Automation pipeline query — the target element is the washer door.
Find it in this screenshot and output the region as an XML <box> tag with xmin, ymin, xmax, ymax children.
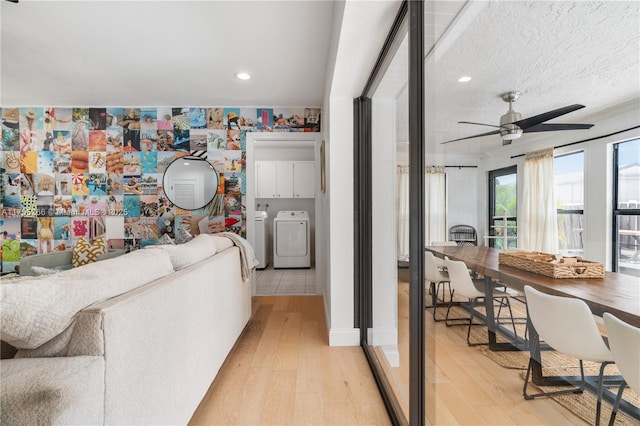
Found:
<box><xmin>275</xmin><ymin>220</ymin><xmax>308</xmax><ymax>257</ymax></box>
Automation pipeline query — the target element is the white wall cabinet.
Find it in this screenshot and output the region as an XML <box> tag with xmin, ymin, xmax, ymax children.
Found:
<box><xmin>255</xmin><ymin>161</ymin><xmax>315</xmax><ymax>198</ymax></box>
<box><xmin>255</xmin><ymin>161</ymin><xmax>278</xmax><ymax>198</ymax></box>
<box><xmin>292</xmin><ymin>162</ymin><xmax>315</xmax><ymax>198</ymax></box>
<box><xmin>276</xmin><ymin>162</ymin><xmax>295</xmax><ymax>198</ymax></box>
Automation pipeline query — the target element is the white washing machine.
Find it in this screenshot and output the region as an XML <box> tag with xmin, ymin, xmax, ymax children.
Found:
<box><xmin>254</xmin><ymin>211</ymin><xmax>268</xmax><ymax>269</ymax></box>
<box><xmin>273</xmin><ymin>211</ymin><xmax>310</xmax><ymax>269</ymax></box>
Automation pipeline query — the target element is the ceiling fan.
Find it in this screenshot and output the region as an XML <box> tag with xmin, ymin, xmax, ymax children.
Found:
<box><xmin>442</xmin><ymin>90</ymin><xmax>594</xmax><ymax>146</ymax></box>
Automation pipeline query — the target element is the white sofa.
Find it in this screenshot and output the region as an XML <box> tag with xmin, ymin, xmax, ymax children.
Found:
<box><xmin>0</xmin><ymin>234</ymin><xmax>253</xmax><ymax>425</ymax></box>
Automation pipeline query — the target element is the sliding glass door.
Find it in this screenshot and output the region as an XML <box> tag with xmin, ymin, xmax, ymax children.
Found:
<box><xmin>355</xmin><ymin>1</ymin><xmax>427</xmax><ymax>424</ymax></box>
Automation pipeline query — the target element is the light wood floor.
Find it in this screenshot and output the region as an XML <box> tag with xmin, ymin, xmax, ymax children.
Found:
<box><xmin>189</xmin><ymin>296</ymin><xmax>390</xmax><ymax>425</ymax></box>
<box><xmin>389</xmin><ymin>279</ymin><xmax>586</xmax><ymax>425</ymax></box>
<box><xmin>190</xmin><ymin>292</ymin><xmax>585</xmax><ymax>425</ymax></box>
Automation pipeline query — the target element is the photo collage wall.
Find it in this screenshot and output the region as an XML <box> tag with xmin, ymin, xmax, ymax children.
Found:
<box><xmin>0</xmin><ymin>106</ymin><xmax>321</xmax><ymax>273</ymax></box>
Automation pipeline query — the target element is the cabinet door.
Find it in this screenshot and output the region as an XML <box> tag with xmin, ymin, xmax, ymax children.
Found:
<box><xmin>293</xmin><ymin>161</ymin><xmax>315</xmax><ymax>198</ymax></box>
<box><xmin>255</xmin><ymin>161</ymin><xmax>277</xmax><ymax>198</ymax></box>
<box><xmin>276</xmin><ymin>161</ymin><xmax>294</xmax><ymax>198</ymax></box>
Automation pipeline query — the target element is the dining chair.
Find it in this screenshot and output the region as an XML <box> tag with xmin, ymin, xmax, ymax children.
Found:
<box><xmin>523</xmin><ymin>285</ymin><xmax>615</xmax><ymax>426</ymax></box>
<box><xmin>428</xmin><ymin>241</ymin><xmax>458</xmax><ymax>268</ymax></box>
<box><xmin>449</xmin><ymin>225</ymin><xmax>477</xmax><ymax>246</ymax></box>
<box><xmin>443</xmin><ymin>257</ymin><xmax>517</xmax><ymax>346</ymax></box>
<box><xmin>603</xmin><ymin>313</ymin><xmax>640</xmax><ymax>426</ymax></box>
<box><xmin>424</xmin><ymin>251</ymin><xmax>451</xmax><ymax>321</ymax></box>
<box><xmin>496</xmin><ymin>285</ymin><xmax>529</xmax><ymax>342</ymax></box>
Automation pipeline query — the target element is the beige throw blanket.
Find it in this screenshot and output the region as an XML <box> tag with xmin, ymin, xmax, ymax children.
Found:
<box><xmin>218</xmin><ymin>232</ymin><xmax>259</xmax><ymax>281</ymax></box>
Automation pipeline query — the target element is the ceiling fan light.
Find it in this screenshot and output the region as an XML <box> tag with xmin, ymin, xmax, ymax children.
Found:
<box><xmin>499</xmin><ymin>119</ymin><xmax>523</xmax><ymax>141</ymax></box>
<box><xmin>502</xmin><ymin>132</ymin><xmax>521</xmax><ymax>140</ymax></box>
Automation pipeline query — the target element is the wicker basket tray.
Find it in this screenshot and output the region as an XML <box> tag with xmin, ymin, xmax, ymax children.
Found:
<box><xmin>498</xmin><ymin>251</ymin><xmax>605</xmax><ymax>279</ymax></box>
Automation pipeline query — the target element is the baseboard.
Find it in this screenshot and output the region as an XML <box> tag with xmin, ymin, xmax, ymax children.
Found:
<box><xmin>328</xmin><ymin>328</ymin><xmax>360</xmax><ymax>346</ymax></box>
<box><xmin>367</xmin><ymin>327</ymin><xmax>397</xmax><ymax>347</ymax></box>
<box><xmin>380</xmin><ymin>345</ymin><xmax>400</xmax><ymax>367</ymax></box>
<box><xmin>322</xmin><ymin>291</ymin><xmax>360</xmax><ymax>346</ymax></box>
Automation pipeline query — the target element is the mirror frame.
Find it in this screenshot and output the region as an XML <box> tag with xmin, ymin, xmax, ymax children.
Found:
<box><xmin>162</xmin><ymin>155</ymin><xmax>219</xmax><ymax>211</ymax></box>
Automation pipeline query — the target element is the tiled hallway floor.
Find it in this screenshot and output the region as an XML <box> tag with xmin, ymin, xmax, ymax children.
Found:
<box><xmin>254</xmin><ymin>264</ymin><xmax>317</xmax><ymax>295</ymax></box>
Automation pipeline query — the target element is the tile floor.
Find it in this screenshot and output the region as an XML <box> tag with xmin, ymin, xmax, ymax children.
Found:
<box><xmin>254</xmin><ymin>264</ymin><xmax>317</xmax><ymax>295</ymax></box>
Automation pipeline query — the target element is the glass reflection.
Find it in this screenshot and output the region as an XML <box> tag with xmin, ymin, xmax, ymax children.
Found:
<box><xmin>369</xmin><ymin>31</ymin><xmax>410</xmax><ymax>422</ymax></box>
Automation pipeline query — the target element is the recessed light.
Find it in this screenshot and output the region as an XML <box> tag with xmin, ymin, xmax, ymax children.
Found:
<box><xmin>458</xmin><ymin>76</ymin><xmax>472</xmax><ymax>83</ymax></box>
<box><xmin>236</xmin><ymin>72</ymin><xmax>251</xmax><ymax>80</ymax></box>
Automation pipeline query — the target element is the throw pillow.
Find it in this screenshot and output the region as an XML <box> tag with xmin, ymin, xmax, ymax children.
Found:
<box><xmin>159</xmin><ymin>234</ymin><xmax>217</xmax><ymax>270</ymax></box>
<box><xmin>72</xmin><ymin>236</ymin><xmax>107</xmax><ymax>268</ymax></box>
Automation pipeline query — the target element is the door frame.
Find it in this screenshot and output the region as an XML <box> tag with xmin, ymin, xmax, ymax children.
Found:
<box><xmin>246</xmin><ymin>132</ymin><xmax>322</xmax><ymax>293</ymax></box>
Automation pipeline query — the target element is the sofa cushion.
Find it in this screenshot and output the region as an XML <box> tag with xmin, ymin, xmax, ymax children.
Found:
<box><xmin>1</xmin><ymin>249</ymin><xmax>173</xmax><ymax>350</ymax></box>
<box><xmin>72</xmin><ymin>236</ymin><xmax>107</xmax><ymax>268</ymax></box>
<box><xmin>157</xmin><ymin>234</ymin><xmax>217</xmax><ymax>270</ymax></box>
<box><xmin>30</xmin><ymin>266</ymin><xmax>61</xmax><ymax>276</ymax></box>
<box><xmin>1</xmin><ymin>356</ymin><xmax>105</xmax><ymax>425</ymax></box>
<box><xmin>209</xmin><ymin>235</ymin><xmax>234</xmax><ymax>252</ymax></box>
<box><xmin>0</xmin><ymin>273</ymin><xmax>52</xmax><ymax>284</ymax></box>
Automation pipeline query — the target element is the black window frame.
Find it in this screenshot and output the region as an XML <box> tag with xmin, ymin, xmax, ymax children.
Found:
<box><xmin>612</xmin><ymin>139</ymin><xmax>640</xmax><ymax>274</ymax></box>
<box><xmin>554</xmin><ymin>151</ymin><xmax>585</xmax><ymax>255</ymax></box>
<box><xmin>488</xmin><ymin>165</ymin><xmax>517</xmax><ymax>249</ymax></box>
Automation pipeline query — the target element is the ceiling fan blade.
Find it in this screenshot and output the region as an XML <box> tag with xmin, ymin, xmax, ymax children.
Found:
<box><xmin>524</xmin><ymin>123</ymin><xmax>594</xmax><ymax>133</ymax></box>
<box><xmin>511</xmin><ymin>104</ymin><xmax>586</xmax><ymax>130</ymax></box>
<box><xmin>458</xmin><ymin>121</ymin><xmax>503</xmax><ymax>129</ymax></box>
<box><xmin>441</xmin><ymin>130</ymin><xmax>501</xmax><ymax>144</ymax></box>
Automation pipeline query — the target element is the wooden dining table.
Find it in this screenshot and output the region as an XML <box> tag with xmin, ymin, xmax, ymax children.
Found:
<box><xmin>426</xmin><ymin>245</ymin><xmax>640</xmax><ymax>327</ymax></box>
<box><xmin>426</xmin><ymin>245</ymin><xmax>640</xmax><ymax>419</ymax></box>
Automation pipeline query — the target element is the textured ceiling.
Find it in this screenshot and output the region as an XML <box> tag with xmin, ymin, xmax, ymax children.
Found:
<box><xmin>392</xmin><ymin>0</ymin><xmax>640</xmax><ymax>156</ymax></box>
<box><xmin>0</xmin><ymin>0</ymin><xmax>334</xmax><ymax>107</ymax></box>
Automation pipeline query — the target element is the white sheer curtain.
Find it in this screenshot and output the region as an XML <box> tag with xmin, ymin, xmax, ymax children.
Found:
<box><xmin>396</xmin><ymin>165</ymin><xmax>410</xmax><ymax>261</ymax></box>
<box><xmin>425</xmin><ymin>166</ymin><xmax>447</xmax><ymax>245</ymax></box>
<box><xmin>521</xmin><ymin>147</ymin><xmax>559</xmax><ymax>253</ymax></box>
<box><xmin>396</xmin><ymin>165</ymin><xmax>446</xmax><ymax>261</ymax></box>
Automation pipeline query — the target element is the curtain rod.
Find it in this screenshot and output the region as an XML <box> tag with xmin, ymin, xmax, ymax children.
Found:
<box><xmin>510</xmin><ymin>125</ymin><xmax>640</xmax><ymax>159</ymax></box>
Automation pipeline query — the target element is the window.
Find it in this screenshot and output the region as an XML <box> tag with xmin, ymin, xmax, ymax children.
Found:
<box><xmin>488</xmin><ymin>166</ymin><xmax>517</xmax><ymax>249</ymax></box>
<box><xmin>554</xmin><ymin>151</ymin><xmax>584</xmax><ymax>256</ymax></box>
<box><xmin>613</xmin><ymin>139</ymin><xmax>640</xmax><ymax>276</ymax></box>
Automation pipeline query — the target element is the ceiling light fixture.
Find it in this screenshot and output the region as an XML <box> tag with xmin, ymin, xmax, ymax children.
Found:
<box><xmin>236</xmin><ymin>72</ymin><xmax>251</xmax><ymax>80</ymax></box>
<box><xmin>458</xmin><ymin>76</ymin><xmax>472</xmax><ymax>83</ymax></box>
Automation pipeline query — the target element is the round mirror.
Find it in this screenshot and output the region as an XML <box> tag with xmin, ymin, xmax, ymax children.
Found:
<box><xmin>162</xmin><ymin>155</ymin><xmax>219</xmax><ymax>210</ymax></box>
